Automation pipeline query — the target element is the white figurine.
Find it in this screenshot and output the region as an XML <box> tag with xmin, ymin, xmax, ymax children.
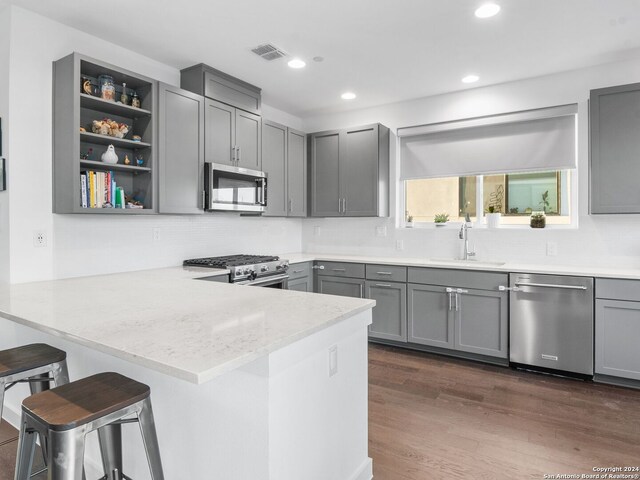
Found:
<box><xmin>101</xmin><ymin>145</ymin><xmax>118</xmax><ymax>164</ymax></box>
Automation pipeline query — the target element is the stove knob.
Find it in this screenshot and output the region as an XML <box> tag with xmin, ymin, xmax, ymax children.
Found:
<box><xmin>261</xmin><ymin>265</ymin><xmax>269</xmax><ymax>272</ymax></box>
<box><xmin>277</xmin><ymin>263</ymin><xmax>289</xmax><ymax>271</ymax></box>
<box><xmin>244</xmin><ymin>268</ymin><xmax>252</xmax><ymax>275</ymax></box>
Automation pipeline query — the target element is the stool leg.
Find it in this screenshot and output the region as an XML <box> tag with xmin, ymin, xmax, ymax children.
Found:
<box><xmin>0</xmin><ymin>380</ymin><xmax>5</xmax><ymax>425</ymax></box>
<box><xmin>14</xmin><ymin>418</ymin><xmax>36</xmax><ymax>480</ymax></box>
<box><xmin>48</xmin><ymin>429</ymin><xmax>85</xmax><ymax>480</ymax></box>
<box><xmin>98</xmin><ymin>424</ymin><xmax>123</xmax><ymax>480</ymax></box>
<box><xmin>137</xmin><ymin>399</ymin><xmax>164</xmax><ymax>480</ymax></box>
<box><xmin>52</xmin><ymin>360</ymin><xmax>70</xmax><ymax>386</ymax></box>
<box><xmin>28</xmin><ymin>373</ymin><xmax>50</xmax><ymax>394</ymax></box>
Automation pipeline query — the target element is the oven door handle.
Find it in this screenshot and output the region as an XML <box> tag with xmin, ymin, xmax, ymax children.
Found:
<box><xmin>238</xmin><ymin>274</ymin><xmax>289</xmax><ymax>286</ymax></box>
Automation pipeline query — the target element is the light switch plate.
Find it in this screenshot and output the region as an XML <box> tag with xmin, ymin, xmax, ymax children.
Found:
<box><xmin>546</xmin><ymin>242</ymin><xmax>558</xmax><ymax>256</ymax></box>
<box><xmin>375</xmin><ymin>225</ymin><xmax>387</xmax><ymax>237</ymax></box>
<box><xmin>396</xmin><ymin>240</ymin><xmax>404</xmax><ymax>251</ymax></box>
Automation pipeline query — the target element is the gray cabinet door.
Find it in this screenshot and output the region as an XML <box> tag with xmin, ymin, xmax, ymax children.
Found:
<box><xmin>455</xmin><ymin>289</ymin><xmax>508</xmax><ymax>358</ymax></box>
<box><xmin>366</xmin><ymin>281</ymin><xmax>407</xmax><ymax>342</ymax></box>
<box><xmin>287</xmin><ymin>128</ymin><xmax>307</xmax><ymax>217</ymax></box>
<box><xmin>317</xmin><ymin>276</ymin><xmax>364</xmax><ymax>298</ymax></box>
<box><xmin>590</xmin><ymin>83</ymin><xmax>640</xmax><ymax>213</ymax></box>
<box><xmin>341</xmin><ymin>125</ymin><xmax>379</xmax><ymax>216</ymax></box>
<box><xmin>595</xmin><ymin>299</ymin><xmax>640</xmax><ymax>380</ymax></box>
<box><xmin>310</xmin><ymin>130</ymin><xmax>341</xmax><ymax>217</ymax></box>
<box><xmin>407</xmin><ymin>284</ymin><xmax>454</xmax><ymax>349</ymax></box>
<box><xmin>235</xmin><ymin>109</ymin><xmax>262</xmax><ymax>170</ymax></box>
<box><xmin>158</xmin><ymin>83</ymin><xmax>204</xmax><ymax>214</ymax></box>
<box><xmin>288</xmin><ymin>276</ymin><xmax>313</xmax><ymax>292</ymax></box>
<box><xmin>262</xmin><ymin>120</ymin><xmax>288</xmax><ymax>216</ymax></box>
<box><xmin>205</xmin><ymin>99</ymin><xmax>235</xmax><ymax>167</ymax></box>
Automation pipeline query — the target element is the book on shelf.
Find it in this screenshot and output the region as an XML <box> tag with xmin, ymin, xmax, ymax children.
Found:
<box><xmin>80</xmin><ymin>169</ymin><xmax>126</xmax><ymax>209</ymax></box>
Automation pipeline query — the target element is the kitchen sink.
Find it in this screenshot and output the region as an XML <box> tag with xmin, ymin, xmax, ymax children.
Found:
<box><xmin>428</xmin><ymin>258</ymin><xmax>506</xmax><ymax>267</ymax></box>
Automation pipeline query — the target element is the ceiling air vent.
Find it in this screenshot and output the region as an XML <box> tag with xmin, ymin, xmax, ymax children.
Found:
<box><xmin>251</xmin><ymin>43</ymin><xmax>288</xmax><ymax>61</ymax></box>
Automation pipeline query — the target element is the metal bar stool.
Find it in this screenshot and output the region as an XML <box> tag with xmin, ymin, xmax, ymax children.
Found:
<box><xmin>15</xmin><ymin>372</ymin><xmax>165</xmax><ymax>480</ymax></box>
<box><xmin>0</xmin><ymin>343</ymin><xmax>70</xmax><ymax>424</ymax></box>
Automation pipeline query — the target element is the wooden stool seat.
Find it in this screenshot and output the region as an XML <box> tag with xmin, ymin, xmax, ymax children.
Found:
<box><xmin>22</xmin><ymin>372</ymin><xmax>150</xmax><ymax>432</ymax></box>
<box><xmin>0</xmin><ymin>344</ymin><xmax>66</xmax><ymax>377</ymax></box>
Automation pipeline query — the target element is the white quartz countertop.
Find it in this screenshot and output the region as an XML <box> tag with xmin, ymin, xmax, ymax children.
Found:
<box><xmin>0</xmin><ymin>266</ymin><xmax>374</xmax><ymax>384</ymax></box>
<box><xmin>285</xmin><ymin>253</ymin><xmax>640</xmax><ymax>280</ymax></box>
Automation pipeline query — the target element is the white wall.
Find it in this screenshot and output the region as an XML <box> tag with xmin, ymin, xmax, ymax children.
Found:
<box><xmin>301</xmin><ymin>58</ymin><xmax>640</xmax><ymax>268</ymax></box>
<box><xmin>5</xmin><ymin>7</ymin><xmax>303</xmax><ymax>283</ymax></box>
<box><xmin>0</xmin><ymin>7</ymin><xmax>10</xmax><ymax>283</ymax></box>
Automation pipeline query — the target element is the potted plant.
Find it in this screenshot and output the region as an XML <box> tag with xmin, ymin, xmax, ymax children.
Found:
<box><xmin>406</xmin><ymin>214</ymin><xmax>414</xmax><ymax>228</ymax></box>
<box><xmin>530</xmin><ymin>191</ymin><xmax>549</xmax><ymax>228</ymax></box>
<box><xmin>486</xmin><ymin>205</ymin><xmax>501</xmax><ymax>229</ymax></box>
<box><xmin>434</xmin><ymin>213</ymin><xmax>449</xmax><ymax>227</ymax></box>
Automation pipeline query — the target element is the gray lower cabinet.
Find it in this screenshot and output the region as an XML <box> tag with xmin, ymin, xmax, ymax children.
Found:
<box><xmin>590</xmin><ymin>82</ymin><xmax>640</xmax><ymax>213</ymax></box>
<box><xmin>408</xmin><ymin>284</ymin><xmax>454</xmax><ymax>349</ymax></box>
<box><xmin>317</xmin><ymin>276</ymin><xmax>365</xmax><ymax>298</ymax></box>
<box><xmin>366</xmin><ymin>281</ymin><xmax>407</xmax><ymax>342</ymax></box>
<box><xmin>309</xmin><ymin>123</ymin><xmax>389</xmax><ymax>217</ymax></box>
<box><xmin>595</xmin><ymin>278</ymin><xmax>640</xmax><ymax>381</ymax></box>
<box><xmin>407</xmin><ymin>268</ymin><xmax>508</xmax><ymax>359</ymax></box>
<box><xmin>287</xmin><ymin>262</ymin><xmax>313</xmax><ymax>293</ymax></box>
<box><xmin>262</xmin><ymin>120</ymin><xmax>307</xmax><ymax>217</ymax></box>
<box><xmin>204</xmin><ymin>99</ymin><xmax>261</xmax><ymax>169</ymax></box>
<box><xmin>158</xmin><ymin>83</ymin><xmax>204</xmax><ymax>214</ymax></box>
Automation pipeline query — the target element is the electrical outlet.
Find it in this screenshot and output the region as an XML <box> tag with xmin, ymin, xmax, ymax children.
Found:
<box><xmin>546</xmin><ymin>241</ymin><xmax>558</xmax><ymax>256</ymax></box>
<box><xmin>33</xmin><ymin>231</ymin><xmax>47</xmax><ymax>248</ymax></box>
<box><xmin>396</xmin><ymin>240</ymin><xmax>404</xmax><ymax>251</ymax></box>
<box><xmin>152</xmin><ymin>227</ymin><xmax>161</xmax><ymax>243</ymax></box>
<box><xmin>328</xmin><ymin>345</ymin><xmax>338</xmax><ymax>377</ymax></box>
<box><xmin>375</xmin><ymin>225</ymin><xmax>387</xmax><ymax>237</ymax></box>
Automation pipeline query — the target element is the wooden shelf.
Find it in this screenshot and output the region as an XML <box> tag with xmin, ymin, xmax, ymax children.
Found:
<box><xmin>80</xmin><ymin>131</ymin><xmax>151</xmax><ymax>148</ymax></box>
<box><xmin>80</xmin><ymin>93</ymin><xmax>152</xmax><ymax>117</ymax></box>
<box><xmin>80</xmin><ymin>160</ymin><xmax>151</xmax><ymax>174</ymax></box>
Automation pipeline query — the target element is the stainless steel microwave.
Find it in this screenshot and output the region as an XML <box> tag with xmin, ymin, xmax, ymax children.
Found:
<box><xmin>204</xmin><ymin>162</ymin><xmax>267</xmax><ymax>213</ymax></box>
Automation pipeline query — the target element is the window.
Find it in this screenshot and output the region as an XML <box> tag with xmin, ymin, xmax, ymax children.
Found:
<box><xmin>405</xmin><ymin>170</ymin><xmax>571</xmax><ymax>225</ymax></box>
<box><xmin>399</xmin><ymin>104</ymin><xmax>577</xmax><ymax>227</ymax></box>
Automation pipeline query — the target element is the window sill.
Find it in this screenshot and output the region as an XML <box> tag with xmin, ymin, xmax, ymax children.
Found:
<box><xmin>403</xmin><ymin>222</ymin><xmax>577</xmax><ymax>230</ymax></box>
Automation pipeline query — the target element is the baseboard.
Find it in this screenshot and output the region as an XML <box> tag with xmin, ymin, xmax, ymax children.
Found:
<box><xmin>2</xmin><ymin>404</ymin><xmax>103</xmax><ymax>478</ymax></box>
<box><xmin>349</xmin><ymin>457</ymin><xmax>373</xmax><ymax>480</ymax></box>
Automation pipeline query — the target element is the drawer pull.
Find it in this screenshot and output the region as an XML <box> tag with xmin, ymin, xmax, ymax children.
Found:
<box><xmin>292</xmin><ymin>269</ymin><xmax>304</xmax><ymax>274</ymax></box>
<box><xmin>376</xmin><ymin>271</ymin><xmax>393</xmax><ymax>275</ymax></box>
<box><xmin>332</xmin><ymin>268</ymin><xmax>346</xmax><ymax>272</ymax></box>
<box><xmin>375</xmin><ymin>283</ymin><xmax>393</xmax><ymax>288</ymax></box>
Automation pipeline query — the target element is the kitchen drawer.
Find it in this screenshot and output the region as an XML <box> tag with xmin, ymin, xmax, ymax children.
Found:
<box><xmin>408</xmin><ymin>267</ymin><xmax>508</xmax><ymax>291</ymax></box>
<box><xmin>315</xmin><ymin>261</ymin><xmax>365</xmax><ymax>278</ymax></box>
<box><xmin>366</xmin><ymin>264</ymin><xmax>407</xmax><ymax>282</ymax></box>
<box><xmin>596</xmin><ymin>278</ymin><xmax>640</xmax><ymax>302</ymax></box>
<box><xmin>288</xmin><ymin>262</ymin><xmax>311</xmax><ymax>280</ymax></box>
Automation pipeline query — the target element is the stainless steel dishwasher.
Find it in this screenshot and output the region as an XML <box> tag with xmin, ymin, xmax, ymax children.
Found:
<box><xmin>506</xmin><ymin>273</ymin><xmax>594</xmax><ymax>376</ymax></box>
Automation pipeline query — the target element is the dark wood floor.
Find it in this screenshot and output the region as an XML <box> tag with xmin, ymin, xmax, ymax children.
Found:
<box><xmin>0</xmin><ymin>420</ymin><xmax>45</xmax><ymax>480</ymax></box>
<box><xmin>1</xmin><ymin>345</ymin><xmax>639</xmax><ymax>479</ymax></box>
<box><xmin>369</xmin><ymin>343</ymin><xmax>640</xmax><ymax>480</ymax></box>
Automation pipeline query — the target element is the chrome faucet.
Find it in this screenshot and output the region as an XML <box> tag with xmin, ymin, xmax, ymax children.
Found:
<box><xmin>459</xmin><ymin>213</ymin><xmax>476</xmax><ymax>260</ymax></box>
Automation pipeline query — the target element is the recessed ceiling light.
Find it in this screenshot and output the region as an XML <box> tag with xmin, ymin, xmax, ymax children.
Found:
<box><xmin>287</xmin><ymin>58</ymin><xmax>306</xmax><ymax>69</ymax></box>
<box><xmin>462</xmin><ymin>74</ymin><xmax>479</xmax><ymax>84</ymax></box>
<box><xmin>475</xmin><ymin>3</ymin><xmax>501</xmax><ymax>18</ymax></box>
<box><xmin>341</xmin><ymin>92</ymin><xmax>357</xmax><ymax>100</ymax></box>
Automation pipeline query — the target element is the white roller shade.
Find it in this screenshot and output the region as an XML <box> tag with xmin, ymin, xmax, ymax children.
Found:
<box><xmin>399</xmin><ymin>105</ymin><xmax>577</xmax><ymax>180</ymax></box>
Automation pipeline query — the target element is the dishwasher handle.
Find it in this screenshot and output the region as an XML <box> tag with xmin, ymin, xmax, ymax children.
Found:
<box><xmin>514</xmin><ymin>282</ymin><xmax>588</xmax><ymax>291</ymax></box>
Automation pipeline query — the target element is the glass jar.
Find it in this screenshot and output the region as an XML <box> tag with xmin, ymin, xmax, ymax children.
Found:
<box><xmin>131</xmin><ymin>91</ymin><xmax>141</xmax><ymax>109</ymax></box>
<box><xmin>120</xmin><ymin>82</ymin><xmax>129</xmax><ymax>105</ymax></box>
<box><xmin>530</xmin><ymin>211</ymin><xmax>546</xmax><ymax>228</ymax></box>
<box><xmin>98</xmin><ymin>75</ymin><xmax>115</xmax><ymax>102</ymax></box>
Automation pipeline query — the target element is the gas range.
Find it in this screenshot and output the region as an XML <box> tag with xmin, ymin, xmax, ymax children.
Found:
<box><xmin>183</xmin><ymin>254</ymin><xmax>290</xmax><ymax>285</ymax></box>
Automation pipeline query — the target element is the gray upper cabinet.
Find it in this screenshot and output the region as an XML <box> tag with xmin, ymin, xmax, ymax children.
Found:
<box><xmin>262</xmin><ymin>121</ymin><xmax>307</xmax><ymax>217</ymax></box>
<box><xmin>205</xmin><ymin>99</ymin><xmax>235</xmax><ymax>167</ymax></box>
<box><xmin>366</xmin><ymin>281</ymin><xmax>407</xmax><ymax>343</ymax></box>
<box><xmin>309</xmin><ymin>123</ymin><xmax>389</xmax><ymax>217</ymax></box>
<box><xmin>158</xmin><ymin>83</ymin><xmax>204</xmax><ymax>214</ymax></box>
<box><xmin>310</xmin><ymin>130</ymin><xmax>342</xmax><ymax>216</ymax></box>
<box><xmin>235</xmin><ymin>109</ymin><xmax>261</xmax><ymax>170</ymax></box>
<box><xmin>181</xmin><ymin>64</ymin><xmax>261</xmax><ymax>116</ymax></box>
<box><xmin>590</xmin><ymin>82</ymin><xmax>640</xmax><ymax>213</ymax></box>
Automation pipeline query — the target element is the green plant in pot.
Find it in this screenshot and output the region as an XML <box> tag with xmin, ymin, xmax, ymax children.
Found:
<box><xmin>434</xmin><ymin>213</ymin><xmax>449</xmax><ymax>226</ymax></box>
<box><xmin>530</xmin><ymin>191</ymin><xmax>549</xmax><ymax>228</ymax></box>
<box><xmin>406</xmin><ymin>214</ymin><xmax>414</xmax><ymax>227</ymax></box>
<box><xmin>486</xmin><ymin>205</ymin><xmax>501</xmax><ymax>228</ymax></box>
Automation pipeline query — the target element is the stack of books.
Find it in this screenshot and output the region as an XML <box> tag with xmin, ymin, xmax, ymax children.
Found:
<box><xmin>80</xmin><ymin>170</ymin><xmax>126</xmax><ymax>208</ymax></box>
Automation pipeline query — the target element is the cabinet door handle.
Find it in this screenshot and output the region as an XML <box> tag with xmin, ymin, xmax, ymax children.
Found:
<box><xmin>455</xmin><ymin>293</ymin><xmax>460</xmax><ymax>311</ymax></box>
<box><xmin>312</xmin><ymin>265</ymin><xmax>325</xmax><ymax>270</ymax></box>
<box><xmin>338</xmin><ymin>198</ymin><xmax>342</xmax><ymax>214</ymax></box>
<box><xmin>344</xmin><ymin>197</ymin><xmax>347</xmax><ymax>214</ymax></box>
<box><xmin>446</xmin><ymin>287</ymin><xmax>454</xmax><ymax>311</ymax></box>
<box><xmin>375</xmin><ymin>283</ymin><xmax>393</xmax><ymax>288</ymax></box>
<box><xmin>289</xmin><ymin>198</ymin><xmax>293</xmax><ymax>213</ymax></box>
<box><xmin>237</xmin><ymin>146</ymin><xmax>241</xmax><ymax>164</ymax></box>
<box><xmin>360</xmin><ymin>283</ymin><xmax>364</xmax><ymax>297</ymax></box>
<box><xmin>231</xmin><ymin>146</ymin><xmax>236</xmax><ymax>164</ymax></box>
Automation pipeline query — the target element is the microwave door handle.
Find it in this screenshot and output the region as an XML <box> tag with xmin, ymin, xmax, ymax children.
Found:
<box><xmin>256</xmin><ymin>178</ymin><xmax>267</xmax><ymax>206</ymax></box>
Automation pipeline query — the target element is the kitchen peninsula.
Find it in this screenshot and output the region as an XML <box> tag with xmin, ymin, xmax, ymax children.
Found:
<box><xmin>0</xmin><ymin>267</ymin><xmax>375</xmax><ymax>480</ymax></box>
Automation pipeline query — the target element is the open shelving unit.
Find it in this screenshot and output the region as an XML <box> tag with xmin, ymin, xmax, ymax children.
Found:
<box><xmin>53</xmin><ymin>52</ymin><xmax>157</xmax><ymax>214</ymax></box>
